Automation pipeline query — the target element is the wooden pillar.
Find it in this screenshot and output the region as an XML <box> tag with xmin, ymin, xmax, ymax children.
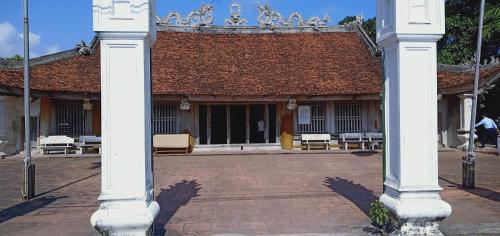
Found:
<box><xmin>92</xmin><ymin>101</ymin><xmax>101</xmax><ymax>136</ymax></box>
<box><xmin>194</xmin><ymin>103</ymin><xmax>200</xmax><ymax>145</ymax></box>
<box><xmin>39</xmin><ymin>97</ymin><xmax>51</xmax><ymax>137</ymax></box>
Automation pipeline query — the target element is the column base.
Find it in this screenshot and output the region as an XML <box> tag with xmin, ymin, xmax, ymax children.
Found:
<box><xmin>380</xmin><ymin>192</ymin><xmax>451</xmax><ymax>236</ymax></box>
<box><xmin>91</xmin><ymin>200</ymin><xmax>160</xmax><ymax>236</ymax></box>
<box><xmin>457</xmin><ymin>130</ymin><xmax>477</xmax><ymax>151</ymax></box>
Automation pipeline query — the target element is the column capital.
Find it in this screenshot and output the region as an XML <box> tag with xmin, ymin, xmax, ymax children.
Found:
<box><xmin>458</xmin><ymin>93</ymin><xmax>474</xmax><ymax>99</ymax></box>
<box><xmin>376</xmin><ymin>0</ymin><xmax>445</xmax><ymax>45</ymax></box>
<box><xmin>93</xmin><ymin>0</ymin><xmax>156</xmax><ymax>41</ymax></box>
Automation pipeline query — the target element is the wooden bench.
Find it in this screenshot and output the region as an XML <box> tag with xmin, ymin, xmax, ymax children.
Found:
<box><xmin>339</xmin><ymin>133</ymin><xmax>367</xmax><ymax>150</ymax></box>
<box><xmin>366</xmin><ymin>132</ymin><xmax>383</xmax><ymax>150</ymax></box>
<box><xmin>40</xmin><ymin>136</ymin><xmax>75</xmax><ymax>155</ymax></box>
<box><xmin>301</xmin><ymin>134</ymin><xmax>330</xmax><ymax>150</ymax></box>
<box><xmin>77</xmin><ymin>136</ymin><xmax>102</xmax><ymax>154</ymax></box>
<box><xmin>153</xmin><ymin>134</ymin><xmax>190</xmax><ymax>154</ymax></box>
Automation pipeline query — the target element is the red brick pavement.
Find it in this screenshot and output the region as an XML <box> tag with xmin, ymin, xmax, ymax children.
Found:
<box><xmin>0</xmin><ymin>151</ymin><xmax>499</xmax><ymax>235</ymax></box>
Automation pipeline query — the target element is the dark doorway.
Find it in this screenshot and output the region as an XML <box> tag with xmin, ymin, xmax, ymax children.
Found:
<box><xmin>230</xmin><ymin>105</ymin><xmax>246</xmax><ymax>144</ymax></box>
<box><xmin>269</xmin><ymin>104</ymin><xmax>277</xmax><ymax>143</ymax></box>
<box><xmin>211</xmin><ymin>105</ymin><xmax>227</xmax><ymax>144</ymax></box>
<box><xmin>198</xmin><ymin>105</ymin><xmax>207</xmax><ymax>144</ymax></box>
<box><xmin>249</xmin><ymin>105</ymin><xmax>265</xmax><ymax>143</ymax></box>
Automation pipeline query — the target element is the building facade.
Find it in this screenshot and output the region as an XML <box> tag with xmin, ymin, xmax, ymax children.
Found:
<box><xmin>0</xmin><ymin>4</ymin><xmax>499</xmax><ymax>155</ymax></box>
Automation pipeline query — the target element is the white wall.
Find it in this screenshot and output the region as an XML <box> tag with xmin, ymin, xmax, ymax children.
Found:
<box><xmin>0</xmin><ymin>96</ymin><xmax>21</xmax><ymax>156</ymax></box>
<box><xmin>0</xmin><ymin>96</ymin><xmax>42</xmax><ymax>156</ymax></box>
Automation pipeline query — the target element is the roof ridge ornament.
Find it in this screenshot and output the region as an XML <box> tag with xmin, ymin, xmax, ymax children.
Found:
<box><xmin>224</xmin><ymin>1</ymin><xmax>247</xmax><ymax>26</ymax></box>
<box><xmin>76</xmin><ymin>40</ymin><xmax>91</xmax><ymax>55</ymax></box>
<box><xmin>157</xmin><ymin>4</ymin><xmax>214</xmax><ymax>27</ymax></box>
<box><xmin>356</xmin><ymin>13</ymin><xmax>364</xmax><ymax>25</ymax></box>
<box><xmin>257</xmin><ymin>4</ymin><xmax>329</xmax><ymax>29</ymax></box>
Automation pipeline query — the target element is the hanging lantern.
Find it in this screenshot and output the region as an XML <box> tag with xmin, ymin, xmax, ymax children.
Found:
<box><xmin>180</xmin><ymin>97</ymin><xmax>191</xmax><ymax>111</ymax></box>
<box><xmin>83</xmin><ymin>97</ymin><xmax>93</xmax><ymax>110</ymax></box>
<box><xmin>286</xmin><ymin>98</ymin><xmax>297</xmax><ymax>110</ymax></box>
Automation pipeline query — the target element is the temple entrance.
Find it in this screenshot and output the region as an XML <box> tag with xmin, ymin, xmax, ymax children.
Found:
<box><xmin>230</xmin><ymin>105</ymin><xmax>246</xmax><ymax>144</ymax></box>
<box><xmin>249</xmin><ymin>105</ymin><xmax>265</xmax><ymax>143</ymax></box>
<box><xmin>198</xmin><ymin>104</ymin><xmax>277</xmax><ymax>145</ymax></box>
<box><xmin>210</xmin><ymin>105</ymin><xmax>227</xmax><ymax>144</ymax></box>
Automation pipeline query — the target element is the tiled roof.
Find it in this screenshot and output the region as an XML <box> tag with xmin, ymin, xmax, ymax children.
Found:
<box><xmin>438</xmin><ymin>64</ymin><xmax>500</xmax><ymax>93</ymax></box>
<box><xmin>0</xmin><ymin>30</ymin><xmax>382</xmax><ymax>96</ymax></box>
<box><xmin>151</xmin><ymin>31</ymin><xmax>381</xmax><ymax>96</ymax></box>
<box><xmin>0</xmin><ymin>49</ymin><xmax>100</xmax><ymax>94</ymax></box>
<box><xmin>1</xmin><ymin>29</ymin><xmax>497</xmax><ymax>97</ymax></box>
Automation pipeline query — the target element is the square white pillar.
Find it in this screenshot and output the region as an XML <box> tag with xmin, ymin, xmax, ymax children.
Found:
<box><xmin>457</xmin><ymin>94</ymin><xmax>475</xmax><ymax>150</ymax></box>
<box><xmin>91</xmin><ymin>1</ymin><xmax>159</xmax><ymax>235</ymax></box>
<box><xmin>377</xmin><ymin>0</ymin><xmax>451</xmax><ymax>234</ymax></box>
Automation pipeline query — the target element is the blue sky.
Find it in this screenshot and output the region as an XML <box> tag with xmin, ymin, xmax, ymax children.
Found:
<box><xmin>0</xmin><ymin>0</ymin><xmax>375</xmax><ymax>58</ymax></box>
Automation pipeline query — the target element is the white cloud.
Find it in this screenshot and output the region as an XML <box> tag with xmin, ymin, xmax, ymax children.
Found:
<box><xmin>46</xmin><ymin>45</ymin><xmax>60</xmax><ymax>55</ymax></box>
<box><xmin>0</xmin><ymin>22</ymin><xmax>19</xmax><ymax>57</ymax></box>
<box><xmin>18</xmin><ymin>32</ymin><xmax>41</xmax><ymax>47</ymax></box>
<box><xmin>0</xmin><ymin>22</ymin><xmax>42</xmax><ymax>58</ymax></box>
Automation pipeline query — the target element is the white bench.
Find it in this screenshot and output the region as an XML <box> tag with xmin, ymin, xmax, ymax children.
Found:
<box><xmin>153</xmin><ymin>134</ymin><xmax>190</xmax><ymax>154</ymax></box>
<box><xmin>301</xmin><ymin>134</ymin><xmax>330</xmax><ymax>150</ymax></box>
<box><xmin>339</xmin><ymin>133</ymin><xmax>367</xmax><ymax>150</ymax></box>
<box><xmin>366</xmin><ymin>132</ymin><xmax>383</xmax><ymax>150</ymax></box>
<box><xmin>40</xmin><ymin>136</ymin><xmax>75</xmax><ymax>155</ymax></box>
<box><xmin>77</xmin><ymin>136</ymin><xmax>102</xmax><ymax>154</ymax></box>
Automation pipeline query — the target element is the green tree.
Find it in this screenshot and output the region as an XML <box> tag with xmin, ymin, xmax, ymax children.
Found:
<box><xmin>339</xmin><ymin>1</ymin><xmax>500</xmax><ymax>65</ymax></box>
<box><xmin>338</xmin><ymin>16</ymin><xmax>357</xmax><ymax>25</ymax></box>
<box><xmin>3</xmin><ymin>55</ymin><xmax>23</xmax><ymax>62</ymax></box>
<box><xmin>438</xmin><ymin>0</ymin><xmax>499</xmax><ymax>64</ymax></box>
<box><xmin>338</xmin><ymin>16</ymin><xmax>376</xmax><ymax>43</ymax></box>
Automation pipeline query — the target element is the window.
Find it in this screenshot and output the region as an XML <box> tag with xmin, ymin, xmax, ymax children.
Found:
<box><xmin>56</xmin><ymin>102</ymin><xmax>90</xmax><ymax>135</ymax></box>
<box><xmin>0</xmin><ymin>98</ymin><xmax>5</xmax><ymax>136</ymax></box>
<box><xmin>335</xmin><ymin>103</ymin><xmax>362</xmax><ymax>133</ymax></box>
<box><xmin>152</xmin><ymin>104</ymin><xmax>177</xmax><ymax>134</ymax></box>
<box><xmin>297</xmin><ymin>104</ymin><xmax>326</xmax><ymax>134</ymax></box>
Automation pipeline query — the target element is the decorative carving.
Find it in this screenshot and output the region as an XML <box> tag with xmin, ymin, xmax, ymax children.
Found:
<box><xmin>356</xmin><ymin>13</ymin><xmax>364</xmax><ymax>25</ymax></box>
<box><xmin>157</xmin><ymin>4</ymin><xmax>214</xmax><ymax>27</ymax></box>
<box><xmin>76</xmin><ymin>41</ymin><xmax>91</xmax><ymax>55</ymax></box>
<box><xmin>180</xmin><ymin>97</ymin><xmax>191</xmax><ymax>111</ymax></box>
<box><xmin>257</xmin><ymin>4</ymin><xmax>329</xmax><ymax>29</ymax></box>
<box><xmin>224</xmin><ymin>1</ymin><xmax>247</xmax><ymax>26</ymax></box>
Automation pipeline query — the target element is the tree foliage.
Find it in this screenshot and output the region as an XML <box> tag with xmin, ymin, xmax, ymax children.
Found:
<box><xmin>438</xmin><ymin>0</ymin><xmax>499</xmax><ymax>64</ymax></box>
<box><xmin>338</xmin><ymin>16</ymin><xmax>376</xmax><ymax>43</ymax></box>
<box><xmin>1</xmin><ymin>55</ymin><xmax>23</xmax><ymax>62</ymax></box>
<box><xmin>339</xmin><ymin>1</ymin><xmax>500</xmax><ymax>65</ymax></box>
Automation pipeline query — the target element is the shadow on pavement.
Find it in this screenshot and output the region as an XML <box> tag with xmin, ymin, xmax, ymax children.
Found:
<box><xmin>351</xmin><ymin>150</ymin><xmax>380</xmax><ymax>157</ymax></box>
<box><xmin>439</xmin><ymin>177</ymin><xmax>500</xmax><ymax>202</ymax></box>
<box><xmin>89</xmin><ymin>162</ymin><xmax>101</xmax><ymax>169</ymax></box>
<box><xmin>324</xmin><ymin>177</ymin><xmax>378</xmax><ymax>215</ymax></box>
<box><xmin>0</xmin><ymin>196</ymin><xmax>65</xmax><ymax>223</ymax></box>
<box><xmin>154</xmin><ymin>180</ymin><xmax>201</xmax><ymax>236</ymax></box>
<box><xmin>35</xmin><ymin>172</ymin><xmax>100</xmax><ymax>198</ymax></box>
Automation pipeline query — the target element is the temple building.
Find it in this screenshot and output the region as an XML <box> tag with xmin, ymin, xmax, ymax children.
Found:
<box><xmin>0</xmin><ymin>4</ymin><xmax>499</xmax><ymax>155</ymax></box>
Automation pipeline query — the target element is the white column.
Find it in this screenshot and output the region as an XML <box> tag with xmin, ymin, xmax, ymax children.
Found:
<box><xmin>91</xmin><ymin>1</ymin><xmax>159</xmax><ymax>235</ymax></box>
<box><xmin>457</xmin><ymin>94</ymin><xmax>474</xmax><ymax>150</ymax></box>
<box><xmin>377</xmin><ymin>0</ymin><xmax>451</xmax><ymax>235</ymax></box>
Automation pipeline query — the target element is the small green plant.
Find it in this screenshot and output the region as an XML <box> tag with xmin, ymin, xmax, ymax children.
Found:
<box><xmin>368</xmin><ymin>200</ymin><xmax>390</xmax><ymax>228</ymax></box>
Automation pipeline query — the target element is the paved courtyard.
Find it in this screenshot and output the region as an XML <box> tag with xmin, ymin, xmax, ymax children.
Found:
<box><xmin>1</xmin><ymin>151</ymin><xmax>500</xmax><ymax>235</ymax></box>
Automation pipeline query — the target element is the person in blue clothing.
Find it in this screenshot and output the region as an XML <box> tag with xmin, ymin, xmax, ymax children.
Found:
<box><xmin>475</xmin><ymin>115</ymin><xmax>499</xmax><ymax>148</ymax></box>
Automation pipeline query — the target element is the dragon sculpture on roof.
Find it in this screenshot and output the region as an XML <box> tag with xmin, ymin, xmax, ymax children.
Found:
<box><xmin>157</xmin><ymin>4</ymin><xmax>214</xmax><ymax>27</ymax></box>
<box><xmin>257</xmin><ymin>4</ymin><xmax>329</xmax><ymax>29</ymax></box>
